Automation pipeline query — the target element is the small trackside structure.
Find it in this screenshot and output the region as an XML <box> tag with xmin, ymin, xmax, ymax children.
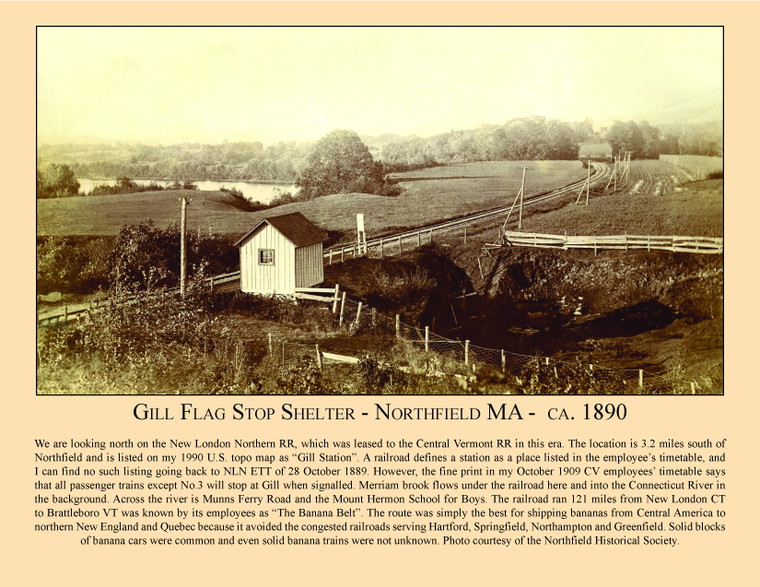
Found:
<box><xmin>235</xmin><ymin>211</ymin><xmax>328</xmax><ymax>295</ymax></box>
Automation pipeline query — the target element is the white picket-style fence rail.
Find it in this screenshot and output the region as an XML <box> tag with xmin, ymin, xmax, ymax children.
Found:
<box><xmin>496</xmin><ymin>231</ymin><xmax>723</xmax><ymax>254</ymax></box>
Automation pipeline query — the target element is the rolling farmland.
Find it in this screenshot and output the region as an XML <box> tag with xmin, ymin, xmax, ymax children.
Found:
<box><xmin>37</xmin><ymin>160</ymin><xmax>587</xmax><ymax>239</ymax></box>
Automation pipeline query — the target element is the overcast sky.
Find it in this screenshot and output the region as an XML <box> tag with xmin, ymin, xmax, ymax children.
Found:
<box><xmin>37</xmin><ymin>26</ymin><xmax>723</xmax><ymax>145</ymax></box>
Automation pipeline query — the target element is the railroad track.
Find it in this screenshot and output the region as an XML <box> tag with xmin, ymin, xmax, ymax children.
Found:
<box><xmin>39</xmin><ymin>164</ymin><xmax>609</xmax><ymax>325</ymax></box>
<box><xmin>324</xmin><ymin>162</ymin><xmax>610</xmax><ymax>262</ymax></box>
<box><xmin>37</xmin><ymin>271</ymin><xmax>241</xmax><ymax>327</ymax></box>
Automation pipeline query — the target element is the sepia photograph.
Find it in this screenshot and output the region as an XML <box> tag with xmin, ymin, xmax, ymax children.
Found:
<box><xmin>36</xmin><ymin>25</ymin><xmax>723</xmax><ymax>396</ymax></box>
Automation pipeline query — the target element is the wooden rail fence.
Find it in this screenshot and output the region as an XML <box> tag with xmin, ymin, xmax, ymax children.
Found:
<box><xmin>491</xmin><ymin>231</ymin><xmax>723</xmax><ymax>255</ymax></box>
<box><xmin>324</xmin><ymin>162</ymin><xmax>610</xmax><ymax>264</ymax></box>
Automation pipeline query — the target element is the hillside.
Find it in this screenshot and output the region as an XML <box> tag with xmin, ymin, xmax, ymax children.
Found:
<box><xmin>37</xmin><ymin>160</ymin><xmax>586</xmax><ymax>238</ymax></box>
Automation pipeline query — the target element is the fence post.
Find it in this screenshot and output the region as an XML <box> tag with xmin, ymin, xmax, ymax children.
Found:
<box><xmin>355</xmin><ymin>302</ymin><xmax>363</xmax><ymax>327</ymax></box>
<box><xmin>64</xmin><ymin>306</ymin><xmax>68</xmax><ymax>322</ymax></box>
<box><xmin>464</xmin><ymin>227</ymin><xmax>467</xmax><ymax>244</ymax></box>
<box><xmin>425</xmin><ymin>326</ymin><xmax>429</xmax><ymax>352</ymax></box>
<box><xmin>339</xmin><ymin>292</ymin><xmax>347</xmax><ymax>327</ymax></box>
<box><xmin>417</xmin><ymin>231</ymin><xmax>421</xmax><ymax>248</ymax></box>
<box><xmin>380</xmin><ymin>238</ymin><xmax>384</xmax><ymax>258</ymax></box>
<box><xmin>638</xmin><ymin>369</ymin><xmax>644</xmax><ymax>389</ymax></box>
<box><xmin>332</xmin><ymin>284</ymin><xmax>340</xmax><ymax>314</ymax></box>
<box><xmin>210</xmin><ymin>275</ymin><xmax>215</xmax><ymax>293</ymax></box>
<box><xmin>398</xmin><ymin>236</ymin><xmax>403</xmax><ymax>254</ymax></box>
<box><xmin>464</xmin><ymin>340</ymin><xmax>470</xmax><ymax>366</ymax></box>
<box><xmin>691</xmin><ymin>381</ymin><xmax>697</xmax><ymax>394</ymax></box>
<box><xmin>329</xmin><ymin>250</ymin><xmax>333</xmax><ymax>265</ymax></box>
<box><xmin>315</xmin><ymin>344</ymin><xmax>323</xmax><ymax>370</ymax></box>
<box><xmin>395</xmin><ymin>314</ymin><xmax>401</xmax><ymax>339</ymax></box>
<box><xmin>545</xmin><ymin>357</ymin><xmax>550</xmax><ymax>366</ymax></box>
<box><xmin>501</xmin><ymin>349</ymin><xmax>506</xmax><ymax>372</ymax></box>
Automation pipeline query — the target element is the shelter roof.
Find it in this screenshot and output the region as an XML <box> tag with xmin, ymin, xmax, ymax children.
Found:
<box><xmin>235</xmin><ymin>211</ymin><xmax>328</xmax><ymax>248</ymax></box>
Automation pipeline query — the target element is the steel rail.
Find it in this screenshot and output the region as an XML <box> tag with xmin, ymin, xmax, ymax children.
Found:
<box><xmin>324</xmin><ymin>162</ymin><xmax>609</xmax><ymax>260</ymax></box>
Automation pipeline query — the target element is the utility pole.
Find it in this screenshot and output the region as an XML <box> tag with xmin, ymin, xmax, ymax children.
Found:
<box><xmin>502</xmin><ymin>166</ymin><xmax>528</xmax><ymax>239</ymax></box>
<box><xmin>179</xmin><ymin>197</ymin><xmax>190</xmax><ymax>297</ymax></box>
<box><xmin>518</xmin><ymin>165</ymin><xmax>526</xmax><ymax>230</ymax></box>
<box><xmin>575</xmin><ymin>161</ymin><xmax>592</xmax><ymax>205</ymax></box>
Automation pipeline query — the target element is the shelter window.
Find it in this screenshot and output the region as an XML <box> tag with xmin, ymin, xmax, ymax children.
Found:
<box><xmin>259</xmin><ymin>249</ymin><xmax>275</xmax><ymax>265</ymax></box>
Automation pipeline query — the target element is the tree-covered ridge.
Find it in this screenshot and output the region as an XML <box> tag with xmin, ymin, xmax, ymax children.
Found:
<box><xmin>37</xmin><ymin>117</ymin><xmax>722</xmax><ymax>192</ymax></box>
<box><xmin>38</xmin><ymin>140</ymin><xmax>313</xmax><ymax>183</ymax></box>
<box><xmin>376</xmin><ymin>117</ymin><xmax>593</xmax><ymax>170</ymax></box>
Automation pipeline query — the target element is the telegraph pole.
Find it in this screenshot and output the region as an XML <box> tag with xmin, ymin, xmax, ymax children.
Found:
<box><xmin>502</xmin><ymin>166</ymin><xmax>528</xmax><ymax>237</ymax></box>
<box><xmin>575</xmin><ymin>162</ymin><xmax>592</xmax><ymax>205</ymax></box>
<box><xmin>518</xmin><ymin>166</ymin><xmax>526</xmax><ymax>230</ymax></box>
<box><xmin>179</xmin><ymin>197</ymin><xmax>190</xmax><ymax>297</ymax></box>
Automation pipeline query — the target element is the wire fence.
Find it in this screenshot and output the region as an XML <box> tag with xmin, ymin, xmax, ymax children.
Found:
<box><xmin>265</xmin><ymin>293</ymin><xmax>700</xmax><ymax>395</ymax></box>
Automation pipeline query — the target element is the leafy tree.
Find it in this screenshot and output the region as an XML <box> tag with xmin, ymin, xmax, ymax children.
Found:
<box><xmin>605</xmin><ymin>121</ymin><xmax>663</xmax><ymax>159</ymax></box>
<box><xmin>37</xmin><ymin>164</ymin><xmax>80</xmax><ymax>198</ymax></box>
<box><xmin>296</xmin><ymin>129</ymin><xmax>391</xmax><ymax>199</ymax></box>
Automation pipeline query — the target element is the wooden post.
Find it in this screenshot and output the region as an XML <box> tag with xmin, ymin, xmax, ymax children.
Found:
<box><xmin>339</xmin><ymin>292</ymin><xmax>346</xmax><ymax>327</ymax></box>
<box><xmin>639</xmin><ymin>369</ymin><xmax>644</xmax><ymax>389</ymax></box>
<box><xmin>691</xmin><ymin>381</ymin><xmax>697</xmax><ymax>394</ymax></box>
<box><xmin>501</xmin><ymin>349</ymin><xmax>506</xmax><ymax>372</ymax></box>
<box><xmin>380</xmin><ymin>238</ymin><xmax>384</xmax><ymax>258</ymax></box>
<box><xmin>329</xmin><ymin>250</ymin><xmax>333</xmax><ymax>265</ymax></box>
<box><xmin>395</xmin><ymin>314</ymin><xmax>401</xmax><ymax>339</ymax></box>
<box><xmin>464</xmin><ymin>228</ymin><xmax>467</xmax><ymax>244</ymax></box>
<box><xmin>477</xmin><ymin>258</ymin><xmax>484</xmax><ymax>279</ymax></box>
<box><xmin>398</xmin><ymin>236</ymin><xmax>403</xmax><ymax>254</ymax></box>
<box><xmin>464</xmin><ymin>340</ymin><xmax>470</xmax><ymax>366</ymax></box>
<box><xmin>332</xmin><ymin>284</ymin><xmax>340</xmax><ymax>314</ymax></box>
<box><xmin>355</xmin><ymin>302</ymin><xmax>363</xmax><ymax>327</ymax></box>
<box><xmin>424</xmin><ymin>326</ymin><xmax>429</xmax><ymax>352</ymax></box>
<box><xmin>545</xmin><ymin>357</ymin><xmax>550</xmax><ymax>366</ymax></box>
<box><xmin>430</xmin><ymin>228</ymin><xmax>434</xmax><ymax>243</ymax></box>
<box><xmin>210</xmin><ymin>275</ymin><xmax>215</xmax><ymax>293</ymax></box>
<box><xmin>64</xmin><ymin>306</ymin><xmax>69</xmax><ymax>322</ymax></box>
<box><xmin>417</xmin><ymin>231</ymin><xmax>421</xmax><ymax>248</ymax></box>
<box><xmin>341</xmin><ymin>249</ymin><xmax>345</xmax><ymax>263</ymax></box>
<box><xmin>315</xmin><ymin>344</ymin><xmax>323</xmax><ymax>370</ymax></box>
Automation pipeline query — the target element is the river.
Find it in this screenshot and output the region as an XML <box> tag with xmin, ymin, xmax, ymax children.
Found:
<box><xmin>76</xmin><ymin>178</ymin><xmax>297</xmax><ymax>205</ymax></box>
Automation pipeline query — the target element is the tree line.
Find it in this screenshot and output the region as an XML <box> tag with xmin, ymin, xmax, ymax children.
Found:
<box><xmin>37</xmin><ymin>118</ymin><xmax>722</xmax><ymax>200</ymax></box>
<box><xmin>377</xmin><ymin>116</ymin><xmax>594</xmax><ymax>170</ymax></box>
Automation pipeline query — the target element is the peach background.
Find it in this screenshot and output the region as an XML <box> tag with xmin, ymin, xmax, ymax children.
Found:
<box><xmin>7</xmin><ymin>2</ymin><xmax>756</xmax><ymax>585</ymax></box>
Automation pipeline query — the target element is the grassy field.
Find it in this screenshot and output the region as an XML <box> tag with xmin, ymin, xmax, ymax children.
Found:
<box><xmin>434</xmin><ymin>160</ymin><xmax>722</xmax><ymax>242</ymax></box>
<box><xmin>659</xmin><ymin>154</ymin><xmax>723</xmax><ymax>180</ymax></box>
<box><xmin>37</xmin><ymin>160</ymin><xmax>586</xmax><ymax>239</ymax></box>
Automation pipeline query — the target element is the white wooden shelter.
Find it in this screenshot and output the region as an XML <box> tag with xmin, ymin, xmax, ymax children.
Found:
<box><xmin>235</xmin><ymin>212</ymin><xmax>328</xmax><ymax>295</ymax></box>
